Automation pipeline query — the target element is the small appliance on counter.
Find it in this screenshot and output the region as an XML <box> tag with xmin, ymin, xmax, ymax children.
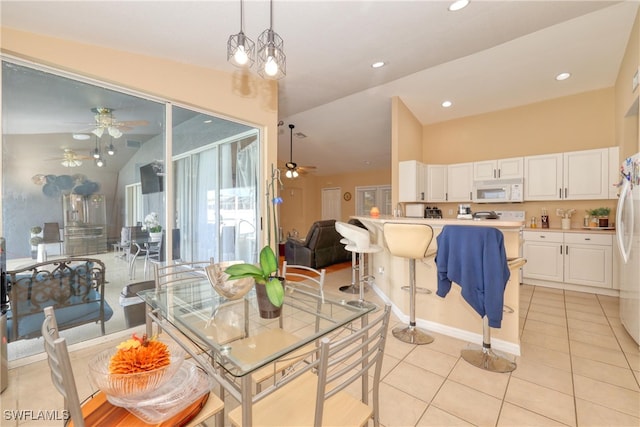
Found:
<box><xmin>457</xmin><ymin>204</ymin><xmax>472</xmax><ymax>220</ymax></box>
<box><xmin>472</xmin><ymin>211</ymin><xmax>499</xmax><ymax>220</ymax></box>
<box><xmin>424</xmin><ymin>206</ymin><xmax>443</xmax><ymax>219</ymax></box>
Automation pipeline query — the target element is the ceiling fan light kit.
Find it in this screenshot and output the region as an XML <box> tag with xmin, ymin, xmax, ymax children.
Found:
<box><xmin>227</xmin><ymin>0</ymin><xmax>286</xmax><ymax>80</ymax></box>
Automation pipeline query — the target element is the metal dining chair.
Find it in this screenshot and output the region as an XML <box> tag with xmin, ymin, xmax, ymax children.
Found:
<box><xmin>41</xmin><ymin>306</ymin><xmax>224</xmax><ymax>427</ymax></box>
<box><xmin>227</xmin><ymin>304</ymin><xmax>391</xmax><ymax>427</ymax></box>
<box><xmin>281</xmin><ymin>261</ymin><xmax>327</xmax><ymax>303</ymax></box>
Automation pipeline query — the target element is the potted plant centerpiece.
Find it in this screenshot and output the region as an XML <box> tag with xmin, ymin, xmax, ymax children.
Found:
<box><xmin>224</xmin><ymin>165</ymin><xmax>285</xmax><ymax>318</ymax></box>
<box><xmin>143</xmin><ymin>212</ymin><xmax>163</xmax><ymax>241</ymax></box>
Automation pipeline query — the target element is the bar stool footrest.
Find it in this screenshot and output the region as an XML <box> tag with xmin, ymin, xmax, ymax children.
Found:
<box><xmin>339</xmin><ymin>284</ymin><xmax>369</xmax><ymax>294</ymax></box>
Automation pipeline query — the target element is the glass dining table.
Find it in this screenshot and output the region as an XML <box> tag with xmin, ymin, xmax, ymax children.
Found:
<box><xmin>138</xmin><ymin>280</ymin><xmax>377</xmax><ymax>426</ymax></box>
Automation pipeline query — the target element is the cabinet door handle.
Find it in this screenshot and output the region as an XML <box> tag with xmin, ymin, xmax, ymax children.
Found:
<box><xmin>584</xmin><ymin>238</ymin><xmax>591</xmax><ymax>241</ymax></box>
<box><xmin>421</xmin><ymin>192</ymin><xmax>424</xmax><ymax>200</ymax></box>
<box><xmin>445</xmin><ymin>192</ymin><xmax>448</xmax><ymax>201</ymax></box>
<box><xmin>564</xmin><ymin>188</ymin><xmax>568</xmax><ymax>198</ymax></box>
<box><xmin>560</xmin><ymin>245</ymin><xmax>563</xmax><ymax>255</ymax></box>
<box><xmin>559</xmin><ymin>188</ymin><xmax>562</xmax><ymax>199</ymax></box>
<box><xmin>469</xmin><ymin>192</ymin><xmax>472</xmax><ymax>201</ymax></box>
<box><xmin>539</xmin><ymin>235</ymin><xmax>546</xmax><ymax>238</ymax></box>
<box><xmin>566</xmin><ymin>245</ymin><xmax>569</xmax><ymax>255</ymax></box>
<box><xmin>494</xmin><ymin>169</ymin><xmax>497</xmax><ymax>178</ymax></box>
<box><xmin>498</xmin><ymin>169</ymin><xmax>501</xmax><ymax>178</ymax></box>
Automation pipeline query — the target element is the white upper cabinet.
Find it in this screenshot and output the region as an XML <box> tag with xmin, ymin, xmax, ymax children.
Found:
<box><xmin>473</xmin><ymin>157</ymin><xmax>524</xmax><ymax>180</ymax></box>
<box><xmin>398</xmin><ymin>160</ymin><xmax>427</xmax><ymax>202</ymax></box>
<box><xmin>524</xmin><ymin>153</ymin><xmax>563</xmax><ymax>200</ymax></box>
<box><xmin>524</xmin><ymin>148</ymin><xmax>610</xmax><ymax>201</ymax></box>
<box><xmin>426</xmin><ymin>164</ymin><xmax>447</xmax><ymax>202</ymax></box>
<box><xmin>447</xmin><ymin>162</ymin><xmax>474</xmax><ymax>202</ymax></box>
<box><xmin>563</xmin><ymin>148</ymin><xmax>608</xmax><ymax>200</ymax></box>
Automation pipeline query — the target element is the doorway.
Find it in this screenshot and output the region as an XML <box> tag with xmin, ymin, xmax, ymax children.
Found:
<box><xmin>321</xmin><ymin>187</ymin><xmax>341</xmax><ymax>220</ymax></box>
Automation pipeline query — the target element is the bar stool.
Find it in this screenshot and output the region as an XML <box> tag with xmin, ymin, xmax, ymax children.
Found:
<box><xmin>435</xmin><ymin>225</ymin><xmax>525</xmax><ymax>373</ymax></box>
<box><xmin>335</xmin><ymin>221</ymin><xmax>381</xmax><ymax>309</ymax></box>
<box><xmin>338</xmin><ymin>219</ymin><xmax>368</xmax><ymax>294</ymax></box>
<box><xmin>383</xmin><ymin>223</ymin><xmax>436</xmax><ymax>344</ymax></box>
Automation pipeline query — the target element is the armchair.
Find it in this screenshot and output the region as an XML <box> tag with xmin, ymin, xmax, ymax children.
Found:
<box><xmin>284</xmin><ymin>219</ymin><xmax>351</xmax><ymax>269</ymax></box>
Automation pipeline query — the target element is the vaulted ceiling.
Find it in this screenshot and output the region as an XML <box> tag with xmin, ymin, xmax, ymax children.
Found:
<box><xmin>1</xmin><ymin>1</ymin><xmax>637</xmax><ymax>175</ymax></box>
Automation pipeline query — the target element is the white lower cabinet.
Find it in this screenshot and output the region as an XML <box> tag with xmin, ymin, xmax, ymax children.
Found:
<box><xmin>523</xmin><ymin>231</ymin><xmax>613</xmax><ymax>291</ymax></box>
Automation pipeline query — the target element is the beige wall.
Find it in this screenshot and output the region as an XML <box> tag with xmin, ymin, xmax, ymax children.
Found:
<box><xmin>279</xmin><ymin>168</ymin><xmax>391</xmax><ymax>238</ymax></box>
<box><xmin>0</xmin><ymin>27</ymin><xmax>279</xmax><ymax>247</ymax></box>
<box><xmin>422</xmin><ymin>88</ymin><xmax>615</xmax><ymax>164</ymax></box>
<box><xmin>391</xmin><ymin>97</ymin><xmax>423</xmax><ymax>208</ymax></box>
<box><xmin>615</xmin><ymin>8</ymin><xmax>640</xmax><ymax>159</ymax></box>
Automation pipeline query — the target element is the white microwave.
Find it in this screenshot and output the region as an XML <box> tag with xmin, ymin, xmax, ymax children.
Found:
<box><xmin>472</xmin><ymin>178</ymin><xmax>524</xmax><ymax>203</ymax></box>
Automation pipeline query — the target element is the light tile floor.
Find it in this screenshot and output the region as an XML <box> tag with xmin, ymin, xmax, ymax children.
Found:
<box><xmin>2</xmin><ymin>267</ymin><xmax>639</xmax><ymax>426</ymax></box>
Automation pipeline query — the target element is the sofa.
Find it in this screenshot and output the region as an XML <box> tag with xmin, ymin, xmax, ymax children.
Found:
<box><xmin>5</xmin><ymin>257</ymin><xmax>113</xmax><ymax>342</ymax></box>
<box><xmin>284</xmin><ymin>219</ymin><xmax>351</xmax><ymax>269</ymax></box>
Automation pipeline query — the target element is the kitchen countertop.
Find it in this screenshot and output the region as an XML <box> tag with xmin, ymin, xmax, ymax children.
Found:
<box><xmin>354</xmin><ymin>215</ymin><xmax>525</xmax><ymax>228</ymax></box>
<box><xmin>350</xmin><ymin>214</ymin><xmax>524</xmax><ymax>355</ymax></box>
<box><xmin>523</xmin><ymin>226</ymin><xmax>615</xmax><ymax>234</ymax></box>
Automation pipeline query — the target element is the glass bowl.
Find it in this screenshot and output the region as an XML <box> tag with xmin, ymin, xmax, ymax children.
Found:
<box><xmin>87</xmin><ymin>340</ymin><xmax>185</xmax><ymax>399</ymax></box>
<box><xmin>205</xmin><ymin>261</ymin><xmax>255</xmax><ymax>300</ymax></box>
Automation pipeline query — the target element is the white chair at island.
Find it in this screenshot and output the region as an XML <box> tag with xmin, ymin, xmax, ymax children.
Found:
<box><xmin>335</xmin><ymin>221</ymin><xmax>381</xmax><ymax>309</ymax></box>
<box><xmin>383</xmin><ymin>222</ymin><xmax>437</xmax><ymax>345</ymax></box>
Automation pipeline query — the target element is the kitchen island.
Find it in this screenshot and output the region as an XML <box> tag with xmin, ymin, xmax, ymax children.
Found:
<box><xmin>351</xmin><ymin>215</ymin><xmax>525</xmax><ymax>355</ymax></box>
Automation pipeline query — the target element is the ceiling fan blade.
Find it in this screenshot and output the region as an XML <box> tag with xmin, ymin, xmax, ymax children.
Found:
<box><xmin>118</xmin><ymin>120</ymin><xmax>149</xmax><ymax>127</ymax></box>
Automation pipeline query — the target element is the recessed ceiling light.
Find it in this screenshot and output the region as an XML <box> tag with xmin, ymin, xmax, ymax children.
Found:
<box><xmin>72</xmin><ymin>133</ymin><xmax>90</xmax><ymax>140</ymax></box>
<box><xmin>442</xmin><ymin>100</ymin><xmax>453</xmax><ymax>108</ymax></box>
<box><xmin>203</xmin><ymin>119</ymin><xmax>213</xmax><ymax>124</ymax></box>
<box><xmin>371</xmin><ymin>61</ymin><xmax>386</xmax><ymax>69</ymax></box>
<box><xmin>449</xmin><ymin>0</ymin><xmax>470</xmax><ymax>12</ymax></box>
<box><xmin>556</xmin><ymin>72</ymin><xmax>571</xmax><ymax>81</ymax></box>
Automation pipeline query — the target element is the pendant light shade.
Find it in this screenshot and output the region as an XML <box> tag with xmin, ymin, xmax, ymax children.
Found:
<box><xmin>227</xmin><ymin>0</ymin><xmax>255</xmax><ymax>68</ymax></box>
<box><xmin>285</xmin><ymin>124</ymin><xmax>298</xmax><ymax>178</ymax></box>
<box><xmin>257</xmin><ymin>0</ymin><xmax>286</xmax><ymax>80</ymax></box>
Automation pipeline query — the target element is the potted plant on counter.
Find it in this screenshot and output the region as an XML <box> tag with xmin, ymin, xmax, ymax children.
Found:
<box><xmin>589</xmin><ymin>207</ymin><xmax>611</xmax><ymax>227</ymax></box>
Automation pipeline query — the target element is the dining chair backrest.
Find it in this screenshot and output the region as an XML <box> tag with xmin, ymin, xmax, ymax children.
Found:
<box><xmin>154</xmin><ymin>259</ymin><xmax>214</xmax><ymax>289</ymax></box>
<box><xmin>41</xmin><ymin>306</ymin><xmax>86</xmax><ymax>427</ymax></box>
<box><xmin>148</xmin><ymin>259</ymin><xmax>214</xmax><ymax>336</ymax></box>
<box><xmin>281</xmin><ymin>261</ymin><xmax>326</xmax><ymax>303</ymax></box>
<box><xmin>43</xmin><ymin>222</ymin><xmax>62</xmax><ymax>244</ymax></box>
<box><xmin>228</xmin><ymin>304</ymin><xmax>392</xmax><ymax>427</ymax></box>
<box><xmin>313</xmin><ymin>303</ymin><xmax>391</xmax><ymax>426</ymax></box>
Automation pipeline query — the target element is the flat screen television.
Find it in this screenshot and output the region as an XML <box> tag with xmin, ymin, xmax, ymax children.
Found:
<box><xmin>140</xmin><ymin>163</ymin><xmax>163</xmax><ymax>195</ymax></box>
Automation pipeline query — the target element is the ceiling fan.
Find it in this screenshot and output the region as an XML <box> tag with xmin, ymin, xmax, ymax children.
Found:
<box><xmin>88</xmin><ymin>107</ymin><xmax>148</xmax><ymax>138</ymax></box>
<box><xmin>49</xmin><ymin>149</ymin><xmax>92</xmax><ymax>168</ymax></box>
<box><xmin>284</xmin><ymin>124</ymin><xmax>316</xmax><ymax>178</ymax></box>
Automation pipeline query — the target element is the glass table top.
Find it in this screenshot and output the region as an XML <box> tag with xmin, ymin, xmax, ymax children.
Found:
<box><xmin>139</xmin><ymin>281</ymin><xmax>376</xmax><ymax>377</ymax></box>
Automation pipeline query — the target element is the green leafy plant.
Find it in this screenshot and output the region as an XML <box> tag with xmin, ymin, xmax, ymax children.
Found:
<box><xmin>589</xmin><ymin>207</ymin><xmax>611</xmax><ymax>217</ymax></box>
<box><xmin>224</xmin><ymin>246</ymin><xmax>284</xmax><ymax>307</ymax></box>
<box><xmin>30</xmin><ymin>236</ymin><xmax>43</xmax><ymax>246</ymax></box>
<box><xmin>30</xmin><ymin>226</ymin><xmax>42</xmax><ymax>234</ymax></box>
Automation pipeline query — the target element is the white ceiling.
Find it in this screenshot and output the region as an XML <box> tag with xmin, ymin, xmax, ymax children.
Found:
<box><xmin>1</xmin><ymin>1</ymin><xmax>637</xmax><ymax>175</ymax></box>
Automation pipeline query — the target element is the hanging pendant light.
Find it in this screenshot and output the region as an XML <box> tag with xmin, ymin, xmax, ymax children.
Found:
<box><xmin>257</xmin><ymin>0</ymin><xmax>286</xmax><ymax>80</ymax></box>
<box><xmin>227</xmin><ymin>0</ymin><xmax>255</xmax><ymax>68</ymax></box>
<box><xmin>106</xmin><ymin>136</ymin><xmax>116</xmax><ymax>156</ymax></box>
<box><xmin>92</xmin><ymin>135</ymin><xmax>101</xmax><ymax>159</ymax></box>
<box><xmin>285</xmin><ymin>124</ymin><xmax>298</xmax><ymax>178</ymax></box>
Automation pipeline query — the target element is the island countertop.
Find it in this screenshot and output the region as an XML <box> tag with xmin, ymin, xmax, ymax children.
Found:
<box><xmin>350</xmin><ymin>215</ymin><xmax>524</xmax><ymax>355</ymax></box>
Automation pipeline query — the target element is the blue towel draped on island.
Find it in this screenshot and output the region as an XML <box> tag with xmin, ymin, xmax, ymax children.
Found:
<box><xmin>435</xmin><ymin>225</ymin><xmax>510</xmax><ymax>328</ymax></box>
